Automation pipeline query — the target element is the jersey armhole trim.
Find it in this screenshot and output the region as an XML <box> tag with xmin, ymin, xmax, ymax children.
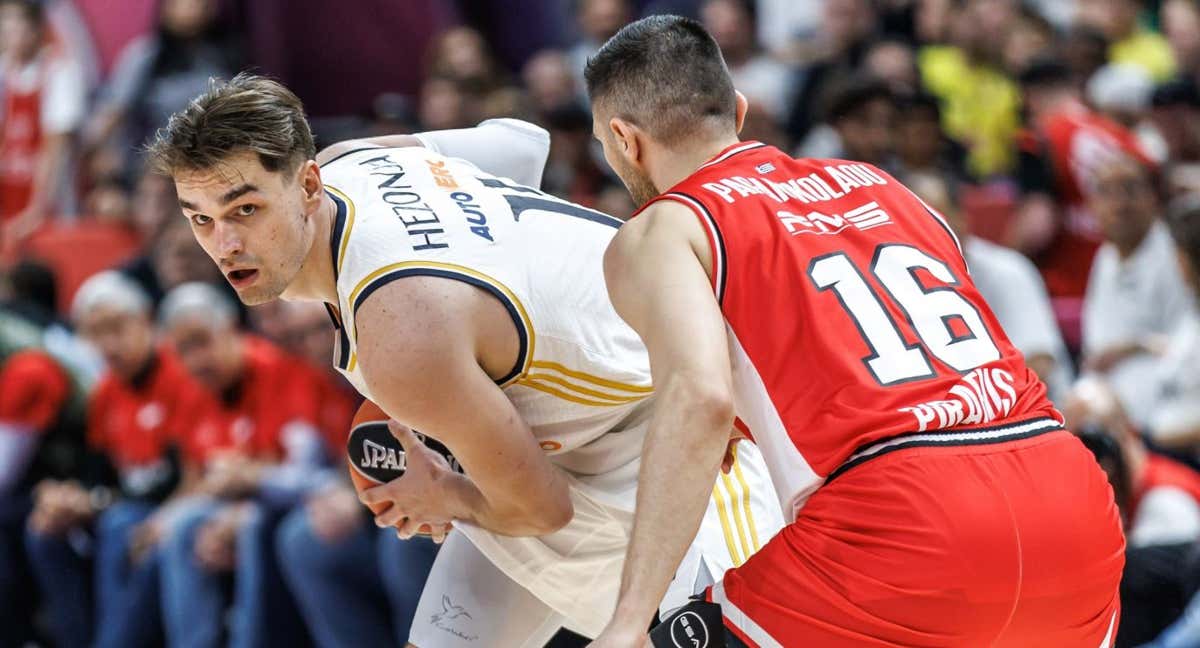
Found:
<box><xmin>659</xmin><ymin>192</ymin><xmax>728</xmax><ymax>304</ymax></box>
<box><xmin>325</xmin><ymin>185</ymin><xmax>356</xmax><ymax>280</ymax></box>
<box><xmin>347</xmin><ymin>261</ymin><xmax>534</xmax><ymax>387</ymax></box>
<box><xmin>323</xmin><ymin>303</ymin><xmax>352</xmax><ymax>372</ymax></box>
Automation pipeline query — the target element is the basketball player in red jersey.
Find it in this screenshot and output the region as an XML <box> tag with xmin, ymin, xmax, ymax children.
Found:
<box><xmin>585</xmin><ymin>16</ymin><xmax>1125</xmax><ymax>648</ymax></box>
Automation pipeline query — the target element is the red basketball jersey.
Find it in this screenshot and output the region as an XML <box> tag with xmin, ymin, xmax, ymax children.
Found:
<box><xmin>638</xmin><ymin>142</ymin><xmax>1061</xmax><ymax>519</ymax></box>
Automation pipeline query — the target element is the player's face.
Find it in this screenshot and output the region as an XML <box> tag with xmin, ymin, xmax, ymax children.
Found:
<box><xmin>77</xmin><ymin>306</ymin><xmax>155</xmax><ymax>381</ymax></box>
<box><xmin>593</xmin><ymin>113</ymin><xmax>660</xmax><ymax>206</ymax></box>
<box><xmin>175</xmin><ymin>151</ymin><xmax>316</xmax><ymax>306</ymax></box>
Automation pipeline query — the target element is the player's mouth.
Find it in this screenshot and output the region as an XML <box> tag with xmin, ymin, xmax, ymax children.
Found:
<box><xmin>226</xmin><ymin>268</ymin><xmax>259</xmax><ymax>288</ymax></box>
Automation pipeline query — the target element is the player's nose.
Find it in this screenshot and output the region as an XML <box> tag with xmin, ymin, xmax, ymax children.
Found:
<box><xmin>214</xmin><ymin>221</ymin><xmax>244</xmax><ymax>259</ymax></box>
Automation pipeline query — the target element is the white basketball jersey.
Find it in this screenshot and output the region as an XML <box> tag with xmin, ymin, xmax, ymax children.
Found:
<box><xmin>320</xmin><ymin>145</ymin><xmax>654</xmax><ymax>483</ymax></box>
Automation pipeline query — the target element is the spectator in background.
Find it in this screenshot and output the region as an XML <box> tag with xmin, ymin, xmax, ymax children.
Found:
<box><xmin>1064</xmin><ymin>25</ymin><xmax>1113</xmax><ymax>87</ymax></box>
<box><xmin>1077</xmin><ymin>0</ymin><xmax>1177</xmax><ymax>83</ymax></box>
<box><xmin>1069</xmin><ymin>194</ymin><xmax>1200</xmax><ymax>648</ymax></box>
<box><xmin>427</xmin><ymin>26</ymin><xmax>508</xmax><ymax>91</ymax></box>
<box><xmin>1151</xmin><ymin>79</ymin><xmax>1200</xmax><ymax>172</ymax></box>
<box><xmin>862</xmin><ymin>39</ymin><xmax>918</xmax><ymax>95</ymax></box>
<box><xmin>1163</xmin><ymin>0</ymin><xmax>1200</xmax><ymax>85</ymax></box>
<box><xmin>276</xmin><ymin>479</ymin><xmax>440</xmax><ymax>648</ymax></box>
<box><xmin>567</xmin><ymin>0</ymin><xmax>631</xmax><ymax>87</ymax></box>
<box><xmin>0</xmin><ymin>0</ymin><xmax>84</xmax><ymax>250</ymax></box>
<box><xmin>84</xmin><ymin>0</ymin><xmax>240</xmax><ymax>173</ymax></box>
<box><xmin>0</xmin><ymin>291</ymin><xmax>87</xmax><ymax>648</ymax></box>
<box><xmin>157</xmin><ymin>283</ymin><xmax>324</xmax><ymax>648</ymax></box>
<box><xmin>1080</xmin><ymin>156</ymin><xmax>1194</xmax><ymax>429</ymax></box>
<box><xmin>752</xmin><ymin>0</ymin><xmax>820</xmax><ymax>56</ymax></box>
<box><xmin>785</xmin><ymin>0</ymin><xmax>876</xmax><ymax>146</ymax></box>
<box><xmin>1071</xmin><ymin>373</ymin><xmax>1200</xmax><ymax>550</ymax></box>
<box><xmin>83</xmin><ymin>176</ymin><xmax>133</xmax><ymax>227</ymax></box>
<box><xmin>523</xmin><ymin>49</ymin><xmax>581</xmax><ymax>118</ymax></box>
<box><xmin>1125</xmin><ymin>195</ymin><xmax>1200</xmax><ymax>458</ymax></box>
<box><xmin>1002</xmin><ymin>5</ymin><xmax>1056</xmax><ymax>77</ymax></box>
<box><xmin>918</xmin><ymin>0</ymin><xmax>1023</xmax><ymax>177</ymax></box>
<box><xmin>892</xmin><ymin>92</ymin><xmax>967</xmax><ymax>181</ymax></box>
<box><xmin>250</xmin><ymin>300</ymin><xmax>356</xmax><ymax>456</ymax></box>
<box><xmin>1014</xmin><ymin>59</ymin><xmax>1150</xmax><ymax>325</ymax></box>
<box><xmin>24</xmin><ymin>272</ymin><xmax>197</xmax><ymax>648</ymax></box>
<box><xmin>907</xmin><ymin>171</ymin><xmax>1072</xmax><ymax>401</ymax></box>
<box><xmin>416</xmin><ymin>76</ymin><xmax>477</xmax><ymax>132</ymax></box>
<box><xmin>700</xmin><ymin>0</ymin><xmax>792</xmax><ymax>122</ymax></box>
<box><xmin>798</xmin><ymin>75</ymin><xmax>894</xmax><ymax>168</ymax></box>
<box><xmin>1087</xmin><ymin>63</ymin><xmax>1163</xmax><ymax>161</ymax></box>
<box><xmin>540</xmin><ymin>103</ymin><xmax>608</xmax><ymax>206</ymax></box>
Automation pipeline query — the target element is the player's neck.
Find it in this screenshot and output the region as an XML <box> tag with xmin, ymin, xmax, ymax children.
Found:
<box><xmin>282</xmin><ymin>193</ymin><xmax>339</xmax><ymax>306</ymax></box>
<box><xmin>652</xmin><ymin>136</ymin><xmax>742</xmax><ymax>194</ymax></box>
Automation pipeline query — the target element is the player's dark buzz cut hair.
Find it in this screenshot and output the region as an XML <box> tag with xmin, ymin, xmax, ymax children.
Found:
<box><xmin>147</xmin><ymin>72</ymin><xmax>316</xmax><ymax>178</ymax></box>
<box><xmin>585</xmin><ymin>15</ymin><xmax>737</xmax><ymax>145</ymax></box>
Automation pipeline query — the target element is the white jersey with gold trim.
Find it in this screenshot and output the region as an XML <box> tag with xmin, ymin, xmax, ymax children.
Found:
<box><xmin>319</xmin><ymin>137</ymin><xmax>784</xmax><ymax>639</ymax></box>
<box><xmin>321</xmin><ymin>143</ymin><xmax>653</xmax><ymax>493</ymax></box>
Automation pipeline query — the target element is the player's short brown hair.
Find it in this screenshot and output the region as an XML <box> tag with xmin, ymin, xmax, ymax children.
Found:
<box><xmin>148</xmin><ymin>72</ymin><xmax>315</xmax><ymax>178</ymax></box>
<box><xmin>584</xmin><ymin>15</ymin><xmax>736</xmax><ymax>145</ymax></box>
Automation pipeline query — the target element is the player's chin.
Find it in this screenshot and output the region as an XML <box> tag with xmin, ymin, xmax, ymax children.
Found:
<box><xmin>231</xmin><ymin>279</ymin><xmax>282</xmax><ymax>306</ymax></box>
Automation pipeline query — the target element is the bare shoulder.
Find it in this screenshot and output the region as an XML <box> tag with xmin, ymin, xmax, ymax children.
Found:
<box><xmin>353</xmin><ymin>276</ymin><xmax>476</xmax><ymax>380</ymax></box>
<box><xmin>353</xmin><ymin>274</ymin><xmax>519</xmax><ymax>398</ymax></box>
<box><xmin>605</xmin><ymin>199</ymin><xmax>714</xmax><ymax>282</ymax></box>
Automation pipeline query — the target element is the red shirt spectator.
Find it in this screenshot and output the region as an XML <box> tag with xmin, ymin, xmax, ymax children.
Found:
<box><xmin>307</xmin><ymin>362</ymin><xmax>358</xmax><ymax>455</ymax></box>
<box><xmin>1130</xmin><ymin>452</ymin><xmax>1200</xmax><ymax>519</ymax></box>
<box><xmin>179</xmin><ymin>336</ymin><xmax>322</xmax><ymax>469</ymax></box>
<box><xmin>1025</xmin><ymin>101</ymin><xmax>1151</xmax><ymax>300</ymax></box>
<box><xmin>86</xmin><ymin>348</ymin><xmax>200</xmax><ymax>484</ymax></box>
<box><xmin>0</xmin><ymin>348</ymin><xmax>69</xmax><ymax>432</ymax></box>
<box><xmin>0</xmin><ymin>0</ymin><xmax>84</xmax><ymax>246</ymax></box>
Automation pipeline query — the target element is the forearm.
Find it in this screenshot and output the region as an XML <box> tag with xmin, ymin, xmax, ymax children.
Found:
<box><xmin>443</xmin><ymin>467</ymin><xmax>572</xmax><ymax>536</ymax></box>
<box><xmin>611</xmin><ymin>378</ymin><xmax>732</xmax><ymax>628</ymax></box>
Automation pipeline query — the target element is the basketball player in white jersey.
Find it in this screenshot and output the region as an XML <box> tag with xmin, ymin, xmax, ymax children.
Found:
<box><xmin>149</xmin><ymin>73</ymin><xmax>782</xmax><ymax>647</ymax></box>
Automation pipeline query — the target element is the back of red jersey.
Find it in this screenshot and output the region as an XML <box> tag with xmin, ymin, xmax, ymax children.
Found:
<box><xmin>644</xmin><ymin>142</ymin><xmax>1061</xmax><ymax>519</ymax></box>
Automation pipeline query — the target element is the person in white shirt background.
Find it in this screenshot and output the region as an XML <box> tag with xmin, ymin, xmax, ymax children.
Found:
<box><xmin>1080</xmin><ymin>154</ymin><xmax>1195</xmax><ymax>428</ymax></box>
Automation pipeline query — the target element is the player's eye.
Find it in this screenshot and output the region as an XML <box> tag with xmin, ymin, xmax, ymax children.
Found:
<box><xmin>238</xmin><ymin>204</ymin><xmax>256</xmax><ymax>216</ymax></box>
<box><xmin>190</xmin><ymin>214</ymin><xmax>211</xmax><ymax>226</ymax></box>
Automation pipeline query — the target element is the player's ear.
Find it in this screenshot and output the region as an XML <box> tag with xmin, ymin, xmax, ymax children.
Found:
<box><xmin>609</xmin><ymin>117</ymin><xmax>642</xmax><ymax>166</ymax></box>
<box><xmin>298</xmin><ymin>160</ymin><xmax>323</xmax><ymax>212</ymax></box>
<box><xmin>734</xmin><ymin>90</ymin><xmax>749</xmax><ymax>135</ymax></box>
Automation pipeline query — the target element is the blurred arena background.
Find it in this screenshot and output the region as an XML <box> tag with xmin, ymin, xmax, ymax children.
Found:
<box><xmin>2</xmin><ymin>0</ymin><xmax>1200</xmax><ymax>646</ymax></box>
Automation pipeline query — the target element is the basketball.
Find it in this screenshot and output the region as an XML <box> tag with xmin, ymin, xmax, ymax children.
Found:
<box><xmin>346</xmin><ymin>399</ymin><xmax>460</xmax><ymax>534</ymax></box>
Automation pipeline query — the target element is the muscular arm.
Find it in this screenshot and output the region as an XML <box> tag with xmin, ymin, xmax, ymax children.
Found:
<box><xmin>600</xmin><ymin>201</ymin><xmax>736</xmax><ymax>634</ymax></box>
<box><xmin>355</xmin><ymin>276</ymin><xmax>573</xmax><ymax>536</ymax></box>
<box><xmin>315</xmin><ymin>119</ymin><xmax>550</xmax><ymax>188</ymax></box>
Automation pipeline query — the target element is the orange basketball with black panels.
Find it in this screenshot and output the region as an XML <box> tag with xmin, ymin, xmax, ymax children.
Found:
<box><xmin>346</xmin><ymin>399</ymin><xmax>460</xmax><ymax>534</ymax></box>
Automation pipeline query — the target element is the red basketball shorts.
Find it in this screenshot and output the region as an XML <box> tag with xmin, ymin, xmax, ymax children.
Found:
<box><xmin>709</xmin><ymin>430</ymin><xmax>1125</xmax><ymax>647</ymax></box>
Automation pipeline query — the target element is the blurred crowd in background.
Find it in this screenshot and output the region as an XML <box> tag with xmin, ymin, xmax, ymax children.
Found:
<box><xmin>4</xmin><ymin>0</ymin><xmax>1200</xmax><ymax>646</ymax></box>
